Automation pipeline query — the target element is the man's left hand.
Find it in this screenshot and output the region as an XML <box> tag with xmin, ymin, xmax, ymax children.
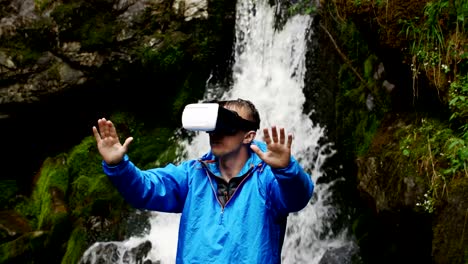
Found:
<box><xmin>250</xmin><ymin>126</ymin><xmax>292</xmax><ymax>169</ymax></box>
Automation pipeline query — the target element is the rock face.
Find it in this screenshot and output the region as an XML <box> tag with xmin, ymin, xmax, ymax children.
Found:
<box><xmin>0</xmin><ymin>0</ymin><xmax>213</xmax><ymax>109</ymax></box>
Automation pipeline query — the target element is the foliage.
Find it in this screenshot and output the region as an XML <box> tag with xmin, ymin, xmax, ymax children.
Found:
<box><xmin>395</xmin><ymin>117</ymin><xmax>466</xmax><ymax>212</ymax></box>
<box><xmin>61</xmin><ymin>225</ymin><xmax>88</xmax><ymax>264</ymax></box>
<box><xmin>288</xmin><ymin>0</ymin><xmax>318</xmax><ymax>16</ymax></box>
<box><xmin>399</xmin><ymin>0</ymin><xmax>467</xmax><ymax>91</ymax></box>
<box><xmin>396</xmin><ymin>1</ymin><xmax>468</xmax><ymax>213</ymax></box>
<box><xmin>34</xmin><ymin>0</ymin><xmax>54</xmax><ymax>12</ymax></box>
<box><xmin>334</xmin><ymin>21</ymin><xmax>392</xmax><ymax>158</ymax></box>
<box><xmin>137</xmin><ymin>36</ymin><xmax>187</xmax><ymax>73</ymax></box>
<box><xmin>322</xmin><ymin>0</ymin><xmax>468</xmax><ymax>261</ymax></box>
<box><xmin>14</xmin><ymin>155</ymin><xmax>69</xmax><ymax>229</ymax></box>
<box><xmin>448</xmin><ymin>74</ymin><xmax>468</xmax><ymax>134</ymax></box>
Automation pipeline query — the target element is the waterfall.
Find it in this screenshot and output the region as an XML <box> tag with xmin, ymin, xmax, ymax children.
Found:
<box><xmin>81</xmin><ymin>0</ymin><xmax>359</xmax><ymax>263</ymax></box>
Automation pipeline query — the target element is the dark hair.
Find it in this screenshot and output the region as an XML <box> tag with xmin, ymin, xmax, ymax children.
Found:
<box><xmin>220</xmin><ymin>98</ymin><xmax>260</xmax><ymax>131</ymax></box>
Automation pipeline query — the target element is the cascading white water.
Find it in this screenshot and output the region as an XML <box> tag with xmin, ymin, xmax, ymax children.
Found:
<box><xmin>81</xmin><ymin>0</ymin><xmax>359</xmax><ymax>263</ymax></box>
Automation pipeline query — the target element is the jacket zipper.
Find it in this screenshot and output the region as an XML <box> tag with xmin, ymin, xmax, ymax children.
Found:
<box><xmin>202</xmin><ymin>162</ymin><xmax>261</xmax><ymax>213</ymax></box>
<box><xmin>205</xmin><ymin>168</ymin><xmax>225</xmax><ymax>212</ymax></box>
<box><xmin>223</xmin><ymin>169</ymin><xmax>253</xmax><ymax>209</ymax></box>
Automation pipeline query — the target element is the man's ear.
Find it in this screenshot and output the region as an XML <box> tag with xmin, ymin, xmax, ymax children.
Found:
<box><xmin>243</xmin><ymin>131</ymin><xmax>256</xmax><ymax>144</ymax></box>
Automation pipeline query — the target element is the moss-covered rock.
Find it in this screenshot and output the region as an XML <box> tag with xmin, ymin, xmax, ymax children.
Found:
<box><xmin>0</xmin><ymin>230</ymin><xmax>49</xmax><ymax>263</ymax></box>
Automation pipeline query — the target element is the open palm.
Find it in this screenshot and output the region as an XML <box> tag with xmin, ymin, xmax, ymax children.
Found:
<box><xmin>250</xmin><ymin>126</ymin><xmax>292</xmax><ymax>169</ymax></box>
<box><xmin>92</xmin><ymin>118</ymin><xmax>133</xmax><ymax>165</ymax></box>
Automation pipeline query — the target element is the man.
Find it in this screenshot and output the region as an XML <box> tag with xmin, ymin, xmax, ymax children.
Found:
<box><xmin>92</xmin><ymin>98</ymin><xmax>314</xmax><ymax>263</ymax></box>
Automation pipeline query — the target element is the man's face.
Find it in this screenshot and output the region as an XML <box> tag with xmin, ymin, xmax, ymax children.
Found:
<box><xmin>208</xmin><ymin>106</ymin><xmax>252</xmax><ymax>158</ymax></box>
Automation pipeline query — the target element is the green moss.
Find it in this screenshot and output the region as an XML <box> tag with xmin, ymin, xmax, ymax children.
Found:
<box><xmin>137</xmin><ymin>1</ymin><xmax>181</xmax><ymax>35</ymax></box>
<box><xmin>137</xmin><ymin>38</ymin><xmax>187</xmax><ymax>73</ymax></box>
<box><xmin>44</xmin><ymin>212</ymin><xmax>72</xmax><ymax>263</ymax></box>
<box><xmin>34</xmin><ymin>155</ymin><xmax>69</xmax><ymax>229</ymax></box>
<box><xmin>12</xmin><ymin>155</ymin><xmax>70</xmax><ymax>230</ymax></box>
<box><xmin>288</xmin><ymin>0</ymin><xmax>318</xmax><ymax>16</ymax></box>
<box><xmin>34</xmin><ymin>0</ymin><xmax>54</xmax><ymax>12</ymax></box>
<box><xmin>390</xmin><ymin>116</ymin><xmax>467</xmax><ymax>211</ymax></box>
<box><xmin>337</xmin><ymin>67</ymin><xmax>385</xmax><ymax>158</ymax></box>
<box><xmin>1</xmin><ymin>17</ymin><xmax>55</xmax><ymax>67</ymax></box>
<box><xmin>51</xmin><ymin>1</ymin><xmax>117</xmax><ymax>51</ymax></box>
<box><xmin>333</xmin><ymin>22</ymin><xmax>393</xmax><ymax>159</ymax></box>
<box><xmin>127</xmin><ymin>127</ymin><xmax>180</xmax><ymax>169</ymax></box>
<box><xmin>61</xmin><ymin>225</ymin><xmax>88</xmax><ymax>264</ymax></box>
<box><xmin>0</xmin><ymin>231</ymin><xmax>49</xmax><ymax>263</ymax></box>
<box><xmin>0</xmin><ymin>180</ymin><xmax>19</xmax><ymax>210</ymax></box>
<box><xmin>79</xmin><ymin>13</ymin><xmax>117</xmax><ymax>50</ymax></box>
<box><xmin>67</xmin><ymin>136</ymin><xmax>126</xmax><ymax>218</ymax></box>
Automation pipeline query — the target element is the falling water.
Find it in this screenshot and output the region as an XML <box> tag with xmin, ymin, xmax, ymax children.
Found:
<box><xmin>81</xmin><ymin>0</ymin><xmax>358</xmax><ymax>263</ymax></box>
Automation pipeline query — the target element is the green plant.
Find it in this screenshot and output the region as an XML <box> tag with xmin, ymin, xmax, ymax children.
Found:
<box><xmin>416</xmin><ymin>189</ymin><xmax>436</xmax><ymax>213</ymax></box>
<box><xmin>449</xmin><ymin>75</ymin><xmax>468</xmax><ymax>131</ymax></box>
<box><xmin>288</xmin><ymin>0</ymin><xmax>318</xmax><ymax>16</ymax></box>
<box><xmin>34</xmin><ymin>0</ymin><xmax>53</xmax><ymax>12</ymax></box>
<box><xmin>396</xmin><ymin>117</ymin><xmax>467</xmax><ymax>213</ymax></box>
<box><xmin>400</xmin><ymin>0</ymin><xmax>467</xmax><ymax>91</ymax></box>
<box><xmin>445</xmin><ymin>74</ymin><xmax>468</xmax><ymax>177</ymax></box>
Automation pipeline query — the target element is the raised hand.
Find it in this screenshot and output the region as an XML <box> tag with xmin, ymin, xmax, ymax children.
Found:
<box><xmin>250</xmin><ymin>126</ymin><xmax>292</xmax><ymax>169</ymax></box>
<box><xmin>92</xmin><ymin>118</ymin><xmax>133</xmax><ymax>165</ymax></box>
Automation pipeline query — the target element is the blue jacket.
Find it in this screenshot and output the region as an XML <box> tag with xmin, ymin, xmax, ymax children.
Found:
<box><xmin>103</xmin><ymin>140</ymin><xmax>314</xmax><ymax>263</ymax></box>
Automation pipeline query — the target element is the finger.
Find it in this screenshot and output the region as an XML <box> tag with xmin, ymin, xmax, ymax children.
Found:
<box><xmin>250</xmin><ymin>144</ymin><xmax>264</xmax><ymax>159</ymax></box>
<box><xmin>271</xmin><ymin>125</ymin><xmax>278</xmax><ymax>143</ymax></box>
<box><xmin>287</xmin><ymin>133</ymin><xmax>293</xmax><ymax>149</ymax></box>
<box><xmin>263</xmin><ymin>128</ymin><xmax>271</xmax><ymax>145</ymax></box>
<box><xmin>98</xmin><ymin>119</ymin><xmax>109</xmax><ymax>138</ymax></box>
<box><xmin>92</xmin><ymin>126</ymin><xmax>101</xmax><ymax>143</ymax></box>
<box><xmin>122</xmin><ymin>137</ymin><xmax>134</xmax><ymax>151</ymax></box>
<box><xmin>103</xmin><ymin>120</ymin><xmax>112</xmax><ymax>138</ymax></box>
<box><xmin>279</xmin><ymin>127</ymin><xmax>285</xmax><ymax>145</ymax></box>
<box><xmin>108</xmin><ymin>120</ymin><xmax>118</xmax><ymax>139</ymax></box>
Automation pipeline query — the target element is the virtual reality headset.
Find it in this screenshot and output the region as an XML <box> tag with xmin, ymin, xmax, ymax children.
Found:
<box><xmin>182</xmin><ymin>102</ymin><xmax>259</xmax><ymax>135</ymax></box>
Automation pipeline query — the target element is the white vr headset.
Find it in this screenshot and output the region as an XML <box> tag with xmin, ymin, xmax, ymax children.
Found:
<box><xmin>181</xmin><ymin>102</ymin><xmax>258</xmax><ymax>135</ymax></box>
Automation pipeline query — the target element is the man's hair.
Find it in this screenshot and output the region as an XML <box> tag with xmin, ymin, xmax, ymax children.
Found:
<box><xmin>220</xmin><ymin>99</ymin><xmax>260</xmax><ymax>130</ymax></box>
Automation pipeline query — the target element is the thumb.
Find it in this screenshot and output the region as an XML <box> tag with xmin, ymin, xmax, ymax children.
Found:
<box><xmin>250</xmin><ymin>144</ymin><xmax>264</xmax><ymax>159</ymax></box>
<box><xmin>122</xmin><ymin>137</ymin><xmax>134</xmax><ymax>152</ymax></box>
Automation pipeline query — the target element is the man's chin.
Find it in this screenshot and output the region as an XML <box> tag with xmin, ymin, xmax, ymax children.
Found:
<box><xmin>210</xmin><ymin>146</ymin><xmax>224</xmax><ymax>157</ymax></box>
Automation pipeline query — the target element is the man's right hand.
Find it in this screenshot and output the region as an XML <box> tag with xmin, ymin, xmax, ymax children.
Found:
<box><xmin>92</xmin><ymin>118</ymin><xmax>133</xmax><ymax>165</ymax></box>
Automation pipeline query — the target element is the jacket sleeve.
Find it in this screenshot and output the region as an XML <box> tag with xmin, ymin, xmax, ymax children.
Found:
<box><xmin>268</xmin><ymin>156</ymin><xmax>314</xmax><ymax>214</ymax></box>
<box><xmin>102</xmin><ymin>154</ymin><xmax>190</xmax><ymax>213</ymax></box>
